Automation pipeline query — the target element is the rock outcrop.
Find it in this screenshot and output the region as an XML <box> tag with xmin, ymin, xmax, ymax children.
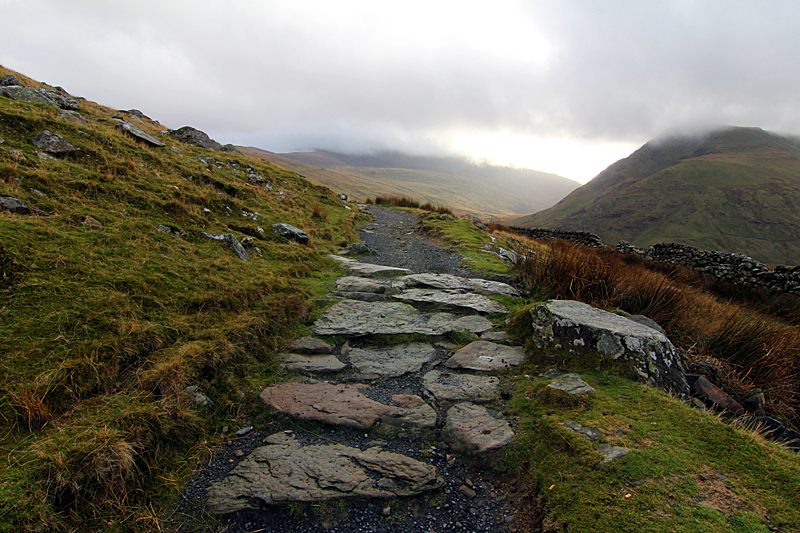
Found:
<box><xmin>529</xmin><ymin>300</ymin><xmax>689</xmax><ymax>397</ymax></box>
<box><xmin>168</xmin><ymin>126</ymin><xmax>237</xmax><ymax>152</ymax></box>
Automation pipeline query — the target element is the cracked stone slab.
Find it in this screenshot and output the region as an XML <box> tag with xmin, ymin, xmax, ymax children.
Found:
<box><xmin>530</xmin><ymin>300</ymin><xmax>689</xmax><ymax>397</ymax></box>
<box><xmin>312</xmin><ymin>300</ymin><xmax>493</xmax><ymax>336</ymax></box>
<box><xmin>327</xmin><ymin>254</ymin><xmax>411</xmax><ymax>277</ymax></box>
<box><xmin>392</xmin><ymin>288</ymin><xmax>508</xmax><ymax>315</ymax></box>
<box><xmin>277</xmin><ymin>353</ymin><xmax>346</xmax><ymax>373</ymax></box>
<box><xmin>547</xmin><ymin>373</ymin><xmax>597</xmax><ymax>395</ymax></box>
<box><xmin>207</xmin><ymin>438</ymin><xmax>444</xmax><ymax>514</ymax></box>
<box><xmin>334</xmin><ymin>276</ymin><xmax>398</xmax><ymax>294</ymax></box>
<box><xmin>445</xmin><ymin>341</ymin><xmax>526</xmax><ymax>371</ymax></box>
<box><xmin>441</xmin><ymin>403</ymin><xmax>514</xmax><ymax>455</ymax></box>
<box><xmin>346</xmin><ymin>343</ymin><xmax>438</xmax><ymax>377</ymax></box>
<box><xmin>260</xmin><ymin>382</ymin><xmax>437</xmax><ymax>430</ymax></box>
<box><xmin>423</xmin><ymin>370</ymin><xmax>500</xmax><ymax>403</ymax></box>
<box><xmin>397</xmin><ymin>273</ymin><xmax>521</xmax><ymax>297</ymax></box>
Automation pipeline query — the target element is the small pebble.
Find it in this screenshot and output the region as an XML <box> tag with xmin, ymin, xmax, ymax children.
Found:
<box><xmin>459</xmin><ymin>485</ymin><xmax>477</xmax><ymax>498</ymax></box>
<box><xmin>235</xmin><ymin>426</ymin><xmax>253</xmax><ymax>437</ymax></box>
<box><xmin>234</xmin><ymin>450</ymin><xmax>244</xmax><ymax>457</ymax></box>
<box><xmin>382</xmin><ymin>506</ymin><xmax>391</xmax><ymax>517</ymax></box>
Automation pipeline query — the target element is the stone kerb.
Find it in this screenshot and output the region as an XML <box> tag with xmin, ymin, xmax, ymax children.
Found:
<box><xmin>529</xmin><ymin>300</ymin><xmax>689</xmax><ymax>397</ymax></box>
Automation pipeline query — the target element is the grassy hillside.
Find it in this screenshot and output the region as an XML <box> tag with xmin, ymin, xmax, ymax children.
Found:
<box><xmin>239</xmin><ymin>147</ymin><xmax>578</xmax><ymax>218</ymax></box>
<box><xmin>511</xmin><ymin>127</ymin><xmax>800</xmax><ymax>265</ymax></box>
<box><xmin>0</xmin><ymin>65</ymin><xmax>360</xmax><ymax>531</ymax></box>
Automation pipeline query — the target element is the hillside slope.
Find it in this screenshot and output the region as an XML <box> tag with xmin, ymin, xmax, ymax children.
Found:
<box><xmin>239</xmin><ymin>147</ymin><xmax>579</xmax><ymax>218</ymax></box>
<box><xmin>0</xmin><ymin>65</ymin><xmax>360</xmax><ymax>531</ymax></box>
<box><xmin>511</xmin><ymin>127</ymin><xmax>800</xmax><ymax>265</ymax></box>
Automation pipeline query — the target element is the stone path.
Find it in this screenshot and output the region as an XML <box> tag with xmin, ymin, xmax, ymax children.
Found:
<box><xmin>186</xmin><ymin>206</ymin><xmax>527</xmax><ymax>533</ymax></box>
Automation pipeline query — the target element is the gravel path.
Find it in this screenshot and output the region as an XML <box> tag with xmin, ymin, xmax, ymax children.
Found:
<box><xmin>357</xmin><ymin>206</ymin><xmax>471</xmax><ymax>276</ymax></box>
<box><xmin>168</xmin><ymin>206</ymin><xmax>522</xmax><ymax>533</ymax></box>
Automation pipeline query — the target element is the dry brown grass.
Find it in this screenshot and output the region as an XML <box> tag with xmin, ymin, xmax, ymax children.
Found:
<box><xmin>514</xmin><ymin>239</ymin><xmax>800</xmax><ymax>424</ymax></box>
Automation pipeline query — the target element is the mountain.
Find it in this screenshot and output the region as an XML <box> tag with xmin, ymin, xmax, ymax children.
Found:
<box><xmin>511</xmin><ymin>127</ymin><xmax>800</xmax><ymax>265</ymax></box>
<box><xmin>237</xmin><ymin>147</ymin><xmax>579</xmax><ymax>218</ymax></box>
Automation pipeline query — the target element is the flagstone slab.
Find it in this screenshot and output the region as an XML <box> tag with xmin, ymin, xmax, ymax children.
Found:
<box><xmin>398</xmin><ymin>273</ymin><xmax>521</xmax><ymax>297</ymax></box>
<box><xmin>441</xmin><ymin>403</ymin><xmax>514</xmax><ymax>455</ymax></box>
<box><xmin>312</xmin><ymin>300</ymin><xmax>492</xmax><ymax>336</ymax></box>
<box><xmin>346</xmin><ymin>343</ymin><xmax>438</xmax><ymax>377</ymax></box>
<box><xmin>286</xmin><ymin>336</ymin><xmax>333</xmax><ymax>354</ymax></box>
<box><xmin>207</xmin><ymin>437</ymin><xmax>444</xmax><ymax>514</ymax></box>
<box><xmin>392</xmin><ymin>288</ymin><xmax>508</xmax><ymax>315</ymax></box>
<box><xmin>423</xmin><ymin>370</ymin><xmax>500</xmax><ymax>403</ymax></box>
<box><xmin>327</xmin><ymin>254</ymin><xmax>411</xmax><ymax>277</ymax></box>
<box><xmin>445</xmin><ymin>341</ymin><xmax>526</xmax><ymax>371</ymax></box>
<box><xmin>259</xmin><ymin>382</ymin><xmax>437</xmax><ymax>430</ymax></box>
<box><xmin>547</xmin><ymin>373</ymin><xmax>597</xmax><ymax>395</ymax></box>
<box><xmin>277</xmin><ymin>353</ymin><xmax>346</xmax><ymax>373</ymax></box>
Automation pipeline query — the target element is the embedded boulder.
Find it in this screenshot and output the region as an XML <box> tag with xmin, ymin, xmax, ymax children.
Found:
<box><xmin>276</xmin><ymin>353</ymin><xmax>346</xmax><ymax>373</ymax></box>
<box><xmin>272</xmin><ymin>223</ymin><xmax>309</xmax><ymax>245</ymax></box>
<box><xmin>0</xmin><ymin>197</ymin><xmax>30</xmax><ymax>215</ymax></box>
<box><xmin>200</xmin><ymin>232</ymin><xmax>249</xmax><ymax>261</ymax></box>
<box><xmin>529</xmin><ymin>300</ymin><xmax>689</xmax><ymax>397</ymax></box>
<box><xmin>1</xmin><ymin>85</ymin><xmax>79</xmax><ymax>110</ymax></box>
<box><xmin>168</xmin><ymin>126</ymin><xmax>237</xmax><ymax>152</ymax></box>
<box><xmin>423</xmin><ymin>370</ymin><xmax>500</xmax><ymax>403</ymax></box>
<box><xmin>117</xmin><ymin>122</ymin><xmax>165</xmax><ymax>147</ymax></box>
<box><xmin>206</xmin><ymin>437</ymin><xmax>444</xmax><ymax>514</ymax></box>
<box><xmin>30</xmin><ymin>130</ymin><xmax>76</xmax><ymax>155</ymax></box>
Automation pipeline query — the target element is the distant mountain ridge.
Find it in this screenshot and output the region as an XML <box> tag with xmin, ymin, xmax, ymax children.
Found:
<box><xmin>511</xmin><ymin>126</ymin><xmax>800</xmax><ymax>265</ymax></box>
<box><xmin>238</xmin><ymin>147</ymin><xmax>579</xmax><ymax>217</ymax></box>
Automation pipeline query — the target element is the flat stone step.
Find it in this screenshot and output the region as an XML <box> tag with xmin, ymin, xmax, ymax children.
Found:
<box><xmin>276</xmin><ymin>353</ymin><xmax>346</xmax><ymax>373</ymax></box>
<box><xmin>327</xmin><ymin>254</ymin><xmax>411</xmax><ymax>277</ymax></box>
<box><xmin>345</xmin><ymin>343</ymin><xmax>438</xmax><ymax>377</ymax></box>
<box><xmin>445</xmin><ymin>341</ymin><xmax>526</xmax><ymax>371</ymax></box>
<box><xmin>399</xmin><ymin>273</ymin><xmax>521</xmax><ymax>297</ymax></box>
<box><xmin>441</xmin><ymin>403</ymin><xmax>514</xmax><ymax>455</ymax></box>
<box><xmin>312</xmin><ymin>300</ymin><xmax>493</xmax><ymax>336</ymax></box>
<box><xmin>392</xmin><ymin>288</ymin><xmax>509</xmax><ymax>315</ymax></box>
<box><xmin>286</xmin><ymin>336</ymin><xmax>333</xmax><ymax>354</ymax></box>
<box><xmin>423</xmin><ymin>370</ymin><xmax>500</xmax><ymax>403</ymax></box>
<box><xmin>260</xmin><ymin>382</ymin><xmax>437</xmax><ymax>430</ymax></box>
<box><xmin>207</xmin><ymin>433</ymin><xmax>444</xmax><ymax>514</ymax></box>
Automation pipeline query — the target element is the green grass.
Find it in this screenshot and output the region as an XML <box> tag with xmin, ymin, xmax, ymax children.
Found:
<box><xmin>0</xmin><ymin>65</ymin><xmax>361</xmax><ymax>532</ymax></box>
<box><xmin>505</xmin><ymin>364</ymin><xmax>800</xmax><ymax>532</ymax></box>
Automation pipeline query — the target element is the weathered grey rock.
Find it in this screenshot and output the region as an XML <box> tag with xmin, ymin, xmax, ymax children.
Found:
<box><xmin>277</xmin><ymin>353</ymin><xmax>346</xmax><ymax>373</ymax></box>
<box><xmin>260</xmin><ymin>382</ymin><xmax>436</xmax><ymax>430</ymax></box>
<box><xmin>207</xmin><ymin>439</ymin><xmax>444</xmax><ymax>514</ymax></box>
<box><xmin>547</xmin><ymin>373</ymin><xmax>596</xmax><ymax>395</ymax></box>
<box><xmin>423</xmin><ymin>370</ymin><xmax>500</xmax><ymax>403</ymax></box>
<box><xmin>117</xmin><ymin>122</ymin><xmax>165</xmax><ymax>147</ymax></box>
<box><xmin>272</xmin><ymin>223</ymin><xmax>309</xmax><ymax>245</ymax></box>
<box><xmin>0</xmin><ymin>75</ymin><xmax>20</xmax><ymax>86</ymax></box>
<box><xmin>313</xmin><ymin>300</ymin><xmax>493</xmax><ymax>336</ymax></box>
<box><xmin>168</xmin><ymin>126</ymin><xmax>236</xmax><ymax>152</ymax></box>
<box><xmin>623</xmin><ymin>314</ymin><xmax>666</xmax><ymax>335</ymax></box>
<box><xmin>393</xmin><ymin>288</ymin><xmax>508</xmax><ymax>315</ymax></box>
<box><xmin>0</xmin><ymin>86</ymin><xmax>80</xmax><ymax>110</ymax></box>
<box><xmin>0</xmin><ymin>197</ymin><xmax>30</xmax><ymax>215</ymax></box>
<box><xmin>530</xmin><ymin>300</ymin><xmax>689</xmax><ymax>397</ymax></box>
<box><xmin>287</xmin><ymin>336</ymin><xmax>332</xmax><ymax>354</ymax></box>
<box><xmin>200</xmin><ymin>232</ymin><xmax>250</xmax><ymax>261</ymax></box>
<box><xmin>445</xmin><ymin>341</ymin><xmax>526</xmax><ymax>371</ymax></box>
<box><xmin>334</xmin><ymin>276</ymin><xmax>396</xmax><ymax>294</ymax></box>
<box><xmin>30</xmin><ymin>130</ymin><xmax>76</xmax><ymax>155</ymax></box>
<box><xmin>398</xmin><ymin>273</ymin><xmax>521</xmax><ymax>297</ymax></box>
<box><xmin>327</xmin><ymin>254</ymin><xmax>411</xmax><ymax>277</ymax></box>
<box><xmin>347</xmin><ymin>343</ymin><xmax>438</xmax><ymax>377</ymax></box>
<box><xmin>57</xmin><ymin>110</ymin><xmax>88</xmax><ymax>125</ymax></box>
<box><xmin>562</xmin><ymin>420</ymin><xmax>602</xmax><ymax>441</ymax></box>
<box><xmin>597</xmin><ymin>444</ymin><xmax>629</xmax><ymax>466</ymax></box>
<box><xmin>480</xmin><ymin>331</ymin><xmax>509</xmax><ymax>342</ymax></box>
<box><xmin>441</xmin><ymin>403</ymin><xmax>514</xmax><ymax>455</ymax></box>
<box><xmin>155</xmin><ymin>224</ymin><xmax>186</xmax><ymax>238</ymax></box>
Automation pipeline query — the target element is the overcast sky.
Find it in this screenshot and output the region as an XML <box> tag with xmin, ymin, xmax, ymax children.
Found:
<box><xmin>3</xmin><ymin>1</ymin><xmax>800</xmax><ymax>183</ymax></box>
